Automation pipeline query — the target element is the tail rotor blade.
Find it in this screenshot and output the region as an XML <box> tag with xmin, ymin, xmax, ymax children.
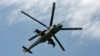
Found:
<box><xmin>61</xmin><ymin>28</ymin><xmax>82</xmax><ymax>30</ymax></box>
<box><xmin>49</xmin><ymin>2</ymin><xmax>56</xmax><ymax>26</ymax></box>
<box><xmin>21</xmin><ymin>11</ymin><xmax>48</xmax><ymax>28</ymax></box>
<box><xmin>53</xmin><ymin>35</ymin><xmax>65</xmax><ymax>51</ymax></box>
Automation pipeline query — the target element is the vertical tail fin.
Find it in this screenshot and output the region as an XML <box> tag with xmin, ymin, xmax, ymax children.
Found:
<box><xmin>22</xmin><ymin>46</ymin><xmax>32</xmax><ymax>54</ymax></box>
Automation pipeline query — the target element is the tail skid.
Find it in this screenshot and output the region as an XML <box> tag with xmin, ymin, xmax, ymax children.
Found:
<box><xmin>22</xmin><ymin>46</ymin><xmax>32</xmax><ymax>54</ymax></box>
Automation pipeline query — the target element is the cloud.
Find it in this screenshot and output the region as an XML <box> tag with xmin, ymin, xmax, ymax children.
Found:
<box><xmin>0</xmin><ymin>0</ymin><xmax>100</xmax><ymax>39</ymax></box>
<box><xmin>0</xmin><ymin>0</ymin><xmax>57</xmax><ymax>24</ymax></box>
<box><xmin>59</xmin><ymin>0</ymin><xmax>100</xmax><ymax>39</ymax></box>
<box><xmin>81</xmin><ymin>22</ymin><xmax>100</xmax><ymax>39</ymax></box>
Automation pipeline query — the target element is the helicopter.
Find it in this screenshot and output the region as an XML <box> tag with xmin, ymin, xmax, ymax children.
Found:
<box><xmin>21</xmin><ymin>2</ymin><xmax>82</xmax><ymax>54</ymax></box>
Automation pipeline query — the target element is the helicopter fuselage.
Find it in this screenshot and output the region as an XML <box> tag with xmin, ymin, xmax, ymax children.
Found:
<box><xmin>44</xmin><ymin>24</ymin><xmax>63</xmax><ymax>40</ymax></box>
<box><xmin>38</xmin><ymin>24</ymin><xmax>63</xmax><ymax>42</ymax></box>
<box><xmin>28</xmin><ymin>24</ymin><xmax>63</xmax><ymax>50</ymax></box>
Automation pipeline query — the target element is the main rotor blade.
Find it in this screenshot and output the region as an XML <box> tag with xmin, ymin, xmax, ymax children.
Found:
<box><xmin>29</xmin><ymin>35</ymin><xmax>39</xmax><ymax>41</ymax></box>
<box><xmin>61</xmin><ymin>28</ymin><xmax>82</xmax><ymax>30</ymax></box>
<box><xmin>21</xmin><ymin>11</ymin><xmax>48</xmax><ymax>28</ymax></box>
<box><xmin>53</xmin><ymin>35</ymin><xmax>65</xmax><ymax>51</ymax></box>
<box><xmin>49</xmin><ymin>2</ymin><xmax>56</xmax><ymax>26</ymax></box>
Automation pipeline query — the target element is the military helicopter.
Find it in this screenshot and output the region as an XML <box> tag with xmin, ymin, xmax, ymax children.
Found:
<box><xmin>21</xmin><ymin>2</ymin><xmax>82</xmax><ymax>54</ymax></box>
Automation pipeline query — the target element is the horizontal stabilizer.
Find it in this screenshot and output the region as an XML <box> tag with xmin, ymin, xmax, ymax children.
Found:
<box><xmin>22</xmin><ymin>46</ymin><xmax>32</xmax><ymax>54</ymax></box>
